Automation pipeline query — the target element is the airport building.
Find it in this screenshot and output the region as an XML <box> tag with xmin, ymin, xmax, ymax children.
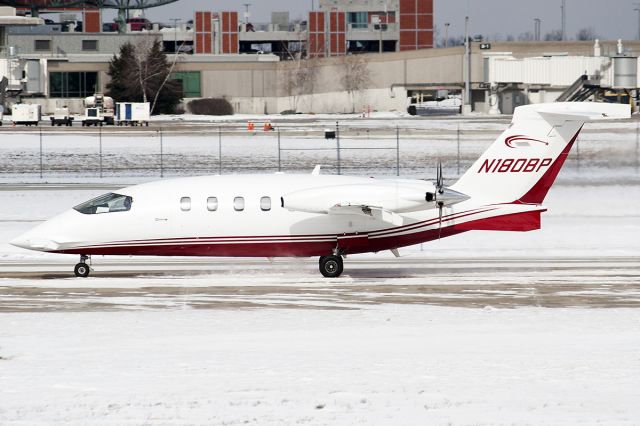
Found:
<box><xmin>0</xmin><ymin>1</ymin><xmax>639</xmax><ymax>115</ymax></box>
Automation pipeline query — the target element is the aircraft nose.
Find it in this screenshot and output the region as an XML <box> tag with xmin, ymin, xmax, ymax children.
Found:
<box><xmin>10</xmin><ymin>234</ymin><xmax>32</xmax><ymax>250</ymax></box>
<box><xmin>10</xmin><ymin>232</ymin><xmax>60</xmax><ymax>252</ymax></box>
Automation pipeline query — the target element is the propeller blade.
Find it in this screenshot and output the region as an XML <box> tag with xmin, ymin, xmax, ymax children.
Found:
<box><xmin>436</xmin><ymin>161</ymin><xmax>444</xmax><ymax>192</ymax></box>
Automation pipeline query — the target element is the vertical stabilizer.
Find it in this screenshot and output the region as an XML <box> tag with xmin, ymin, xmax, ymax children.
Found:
<box><xmin>451</xmin><ymin>102</ymin><xmax>630</xmax><ymax>204</ymax></box>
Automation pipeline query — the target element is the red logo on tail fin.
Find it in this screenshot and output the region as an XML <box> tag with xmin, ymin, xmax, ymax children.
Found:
<box><xmin>505</xmin><ymin>135</ymin><xmax>549</xmax><ymax>148</ymax></box>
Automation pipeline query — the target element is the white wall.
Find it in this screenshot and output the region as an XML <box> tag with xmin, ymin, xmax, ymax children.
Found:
<box><xmin>223</xmin><ymin>87</ymin><xmax>408</xmax><ymax>115</ymax></box>
<box><xmin>488</xmin><ymin>55</ymin><xmax>614</xmax><ymax>86</ymax></box>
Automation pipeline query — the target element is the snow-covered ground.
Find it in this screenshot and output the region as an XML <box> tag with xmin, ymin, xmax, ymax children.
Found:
<box><xmin>2</xmin><ymin>307</ymin><xmax>639</xmax><ymax>425</ymax></box>
<box><xmin>1</xmin><ymin>116</ymin><xmax>639</xmax><ymax>424</ymax></box>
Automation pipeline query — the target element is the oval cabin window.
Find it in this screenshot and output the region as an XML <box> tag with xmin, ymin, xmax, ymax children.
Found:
<box><xmin>180</xmin><ymin>197</ymin><xmax>191</xmax><ymax>211</ymax></box>
<box><xmin>260</xmin><ymin>196</ymin><xmax>271</xmax><ymax>211</ymax></box>
<box><xmin>234</xmin><ymin>197</ymin><xmax>245</xmax><ymax>211</ymax></box>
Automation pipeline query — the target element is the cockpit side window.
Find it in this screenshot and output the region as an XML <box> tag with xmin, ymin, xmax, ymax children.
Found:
<box><xmin>74</xmin><ymin>193</ymin><xmax>133</xmax><ymax>215</ymax></box>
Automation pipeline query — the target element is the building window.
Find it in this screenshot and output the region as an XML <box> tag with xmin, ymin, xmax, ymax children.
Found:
<box><xmin>207</xmin><ymin>196</ymin><xmax>218</xmax><ymax>211</ymax></box>
<box><xmin>234</xmin><ymin>197</ymin><xmax>245</xmax><ymax>211</ymax></box>
<box><xmin>49</xmin><ymin>72</ymin><xmax>98</xmax><ymax>98</ymax></box>
<box><xmin>170</xmin><ymin>71</ymin><xmax>201</xmax><ymax>97</ymax></box>
<box><xmin>82</xmin><ymin>40</ymin><xmax>98</xmax><ymax>51</ymax></box>
<box><xmin>260</xmin><ymin>196</ymin><xmax>271</xmax><ymax>211</ymax></box>
<box><xmin>180</xmin><ymin>197</ymin><xmax>191</xmax><ymax>211</ymax></box>
<box><xmin>348</xmin><ymin>12</ymin><xmax>368</xmax><ymax>29</ymax></box>
<box><xmin>34</xmin><ymin>40</ymin><xmax>51</xmax><ymax>51</ymax></box>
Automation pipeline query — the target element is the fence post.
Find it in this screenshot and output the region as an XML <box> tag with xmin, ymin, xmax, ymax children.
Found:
<box><xmin>396</xmin><ymin>125</ymin><xmax>400</xmax><ymax>176</ymax></box>
<box><xmin>39</xmin><ymin>127</ymin><xmax>43</xmax><ymax>179</ymax></box>
<box><xmin>159</xmin><ymin>128</ymin><xmax>164</xmax><ymax>178</ymax></box>
<box><xmin>277</xmin><ymin>127</ymin><xmax>281</xmax><ymax>172</ymax></box>
<box><xmin>99</xmin><ymin>126</ymin><xmax>103</xmax><ymax>178</ymax></box>
<box><xmin>457</xmin><ymin>124</ymin><xmax>461</xmax><ymax>176</ymax></box>
<box><xmin>218</xmin><ymin>126</ymin><xmax>222</xmax><ymax>175</ymax></box>
<box><xmin>636</xmin><ymin>122</ymin><xmax>640</xmax><ymax>173</ymax></box>
<box><xmin>336</xmin><ymin>121</ymin><xmax>341</xmax><ymax>175</ymax></box>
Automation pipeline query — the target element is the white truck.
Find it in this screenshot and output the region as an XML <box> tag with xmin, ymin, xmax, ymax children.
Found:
<box><xmin>12</xmin><ymin>104</ymin><xmax>41</xmax><ymax>126</ymax></box>
<box><xmin>82</xmin><ymin>94</ymin><xmax>115</xmax><ymax>126</ymax></box>
<box><xmin>49</xmin><ymin>107</ymin><xmax>74</xmax><ymax>126</ymax></box>
<box><xmin>116</xmin><ymin>102</ymin><xmax>150</xmax><ymax>126</ymax></box>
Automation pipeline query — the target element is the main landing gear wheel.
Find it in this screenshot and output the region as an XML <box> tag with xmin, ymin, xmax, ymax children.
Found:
<box><xmin>74</xmin><ymin>255</ymin><xmax>91</xmax><ymax>277</ymax></box>
<box><xmin>319</xmin><ymin>255</ymin><xmax>343</xmax><ymax>278</ymax></box>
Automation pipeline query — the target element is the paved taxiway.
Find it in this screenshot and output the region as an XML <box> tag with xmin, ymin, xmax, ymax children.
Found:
<box><xmin>1</xmin><ymin>257</ymin><xmax>638</xmax><ymax>312</ymax></box>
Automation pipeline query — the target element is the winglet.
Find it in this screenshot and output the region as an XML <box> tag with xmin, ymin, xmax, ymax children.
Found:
<box><xmin>312</xmin><ymin>165</ymin><xmax>322</xmax><ymax>176</ymax></box>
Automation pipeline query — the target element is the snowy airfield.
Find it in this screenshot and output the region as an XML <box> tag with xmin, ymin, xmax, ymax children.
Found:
<box><xmin>1</xmin><ymin>114</ymin><xmax>640</xmax><ymax>424</ymax></box>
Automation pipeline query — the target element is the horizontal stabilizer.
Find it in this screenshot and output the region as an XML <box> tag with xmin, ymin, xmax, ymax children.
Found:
<box><xmin>515</xmin><ymin>102</ymin><xmax>631</xmax><ymax>125</ymax></box>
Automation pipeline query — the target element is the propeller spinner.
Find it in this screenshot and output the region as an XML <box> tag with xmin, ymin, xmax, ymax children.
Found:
<box><xmin>425</xmin><ymin>161</ymin><xmax>470</xmax><ymax>238</ymax></box>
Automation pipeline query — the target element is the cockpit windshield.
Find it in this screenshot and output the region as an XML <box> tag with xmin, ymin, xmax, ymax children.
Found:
<box><xmin>74</xmin><ymin>193</ymin><xmax>133</xmax><ymax>215</ymax></box>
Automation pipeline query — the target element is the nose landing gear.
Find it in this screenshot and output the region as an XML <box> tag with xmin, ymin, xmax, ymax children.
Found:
<box><xmin>74</xmin><ymin>255</ymin><xmax>91</xmax><ymax>278</ymax></box>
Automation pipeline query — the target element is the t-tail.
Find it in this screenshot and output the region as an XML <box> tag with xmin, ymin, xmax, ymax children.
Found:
<box><xmin>452</xmin><ymin>102</ymin><xmax>631</xmax><ymax>205</ymax></box>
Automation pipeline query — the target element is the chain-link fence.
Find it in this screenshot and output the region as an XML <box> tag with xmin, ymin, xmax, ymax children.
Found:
<box><xmin>0</xmin><ymin>121</ymin><xmax>639</xmax><ymax>181</ymax></box>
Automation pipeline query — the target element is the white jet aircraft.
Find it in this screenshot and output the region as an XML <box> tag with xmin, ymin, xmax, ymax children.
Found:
<box><xmin>11</xmin><ymin>102</ymin><xmax>630</xmax><ymax>278</ymax></box>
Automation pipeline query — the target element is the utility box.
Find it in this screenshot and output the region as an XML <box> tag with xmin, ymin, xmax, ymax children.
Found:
<box><xmin>116</xmin><ymin>102</ymin><xmax>150</xmax><ymax>126</ymax></box>
<box><xmin>12</xmin><ymin>103</ymin><xmax>41</xmax><ymax>126</ymax></box>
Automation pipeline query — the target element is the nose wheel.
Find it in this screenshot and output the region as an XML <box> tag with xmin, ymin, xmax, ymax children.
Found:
<box><xmin>74</xmin><ymin>255</ymin><xmax>91</xmax><ymax>278</ymax></box>
<box><xmin>319</xmin><ymin>255</ymin><xmax>343</xmax><ymax>278</ymax></box>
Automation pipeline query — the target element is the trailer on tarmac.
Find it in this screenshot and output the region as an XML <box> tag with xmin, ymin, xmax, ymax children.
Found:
<box><xmin>12</xmin><ymin>104</ymin><xmax>41</xmax><ymax>126</ymax></box>
<box><xmin>116</xmin><ymin>102</ymin><xmax>150</xmax><ymax>126</ymax></box>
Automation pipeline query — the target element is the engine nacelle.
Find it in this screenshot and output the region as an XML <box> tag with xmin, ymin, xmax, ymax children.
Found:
<box><xmin>282</xmin><ymin>181</ymin><xmax>447</xmax><ymax>214</ymax></box>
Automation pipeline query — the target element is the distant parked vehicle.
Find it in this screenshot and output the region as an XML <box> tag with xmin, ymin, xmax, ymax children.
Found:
<box><xmin>12</xmin><ymin>104</ymin><xmax>41</xmax><ymax>126</ymax></box>
<box><xmin>116</xmin><ymin>102</ymin><xmax>150</xmax><ymax>126</ymax></box>
<box><xmin>127</xmin><ymin>17</ymin><xmax>151</xmax><ymax>31</ymax></box>
<box><xmin>82</xmin><ymin>94</ymin><xmax>115</xmax><ymax>126</ymax></box>
<box><xmin>103</xmin><ymin>22</ymin><xmax>119</xmax><ymax>32</ymax></box>
<box><xmin>49</xmin><ymin>107</ymin><xmax>74</xmax><ymax>126</ymax></box>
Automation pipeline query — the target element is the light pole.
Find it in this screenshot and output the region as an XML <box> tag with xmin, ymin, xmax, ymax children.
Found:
<box><xmin>243</xmin><ymin>3</ymin><xmax>251</xmax><ymax>25</ymax></box>
<box><xmin>444</xmin><ymin>22</ymin><xmax>450</xmax><ymax>47</ymax></box>
<box><xmin>534</xmin><ymin>18</ymin><xmax>541</xmax><ymax>41</ymax></box>
<box><xmin>463</xmin><ymin>15</ymin><xmax>471</xmax><ymax>114</ymax></box>
<box><xmin>561</xmin><ymin>0</ymin><xmax>566</xmax><ymax>41</ymax></box>
<box><xmin>170</xmin><ymin>18</ymin><xmax>181</xmax><ymax>53</ymax></box>
<box><xmin>635</xmin><ymin>3</ymin><xmax>640</xmax><ymax>40</ymax></box>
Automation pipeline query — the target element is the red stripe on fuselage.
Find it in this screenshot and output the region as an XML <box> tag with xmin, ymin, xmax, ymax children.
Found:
<box><xmin>54</xmin><ymin>208</ymin><xmax>515</xmax><ymax>257</ymax></box>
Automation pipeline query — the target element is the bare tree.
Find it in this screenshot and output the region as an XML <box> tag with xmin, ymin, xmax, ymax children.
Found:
<box><xmin>544</xmin><ymin>29</ymin><xmax>564</xmax><ymax>41</ymax></box>
<box><xmin>132</xmin><ymin>37</ymin><xmax>184</xmax><ymax>113</ymax></box>
<box><xmin>281</xmin><ymin>35</ymin><xmax>321</xmax><ymax>112</ymax></box>
<box><xmin>517</xmin><ymin>32</ymin><xmax>535</xmax><ymax>41</ymax></box>
<box><xmin>282</xmin><ymin>59</ymin><xmax>320</xmax><ymax>111</ymax></box>
<box><xmin>576</xmin><ymin>27</ymin><xmax>597</xmax><ymax>41</ymax></box>
<box><xmin>339</xmin><ymin>54</ymin><xmax>371</xmax><ymax>113</ymax></box>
